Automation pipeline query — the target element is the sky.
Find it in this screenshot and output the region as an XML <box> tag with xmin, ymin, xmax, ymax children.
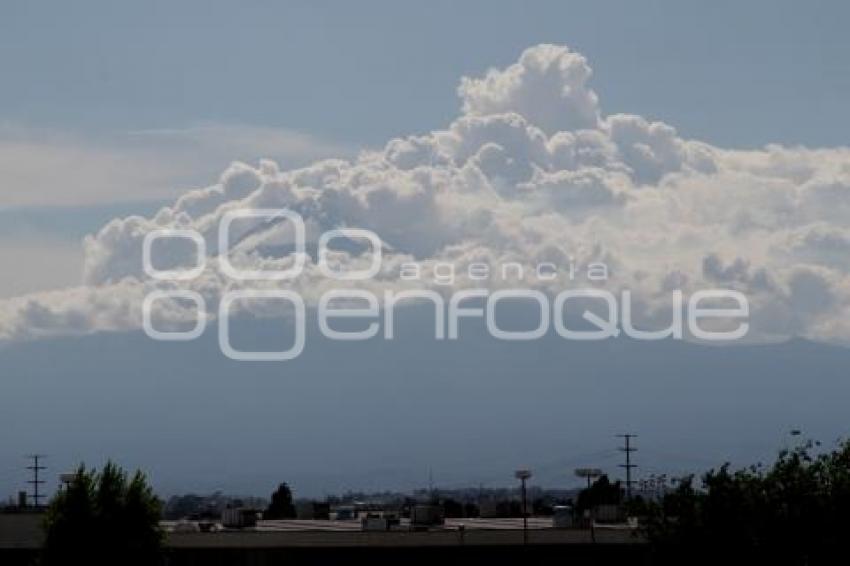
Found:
<box><xmin>0</xmin><ymin>1</ymin><xmax>849</xmax><ymax>498</ymax></box>
<box><xmin>2</xmin><ymin>1</ymin><xmax>849</xmax><ymax>146</ymax></box>
<box><xmin>1</xmin><ymin>0</ymin><xmax>849</xmax><ymax>297</ymax></box>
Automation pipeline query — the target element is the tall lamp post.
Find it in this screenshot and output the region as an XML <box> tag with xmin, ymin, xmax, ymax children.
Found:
<box><xmin>575</xmin><ymin>468</ymin><xmax>603</xmax><ymax>490</ymax></box>
<box><xmin>514</xmin><ymin>469</ymin><xmax>532</xmax><ymax>545</ymax></box>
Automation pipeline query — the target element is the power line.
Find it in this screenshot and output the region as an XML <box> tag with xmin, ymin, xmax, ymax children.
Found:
<box><xmin>616</xmin><ymin>434</ymin><xmax>637</xmax><ymax>499</ymax></box>
<box><xmin>26</xmin><ymin>454</ymin><xmax>47</xmax><ymax>508</ymax></box>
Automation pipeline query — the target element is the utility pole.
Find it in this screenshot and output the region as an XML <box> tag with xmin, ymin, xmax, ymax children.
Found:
<box><xmin>617</xmin><ymin>434</ymin><xmax>637</xmax><ymax>500</ymax></box>
<box><xmin>26</xmin><ymin>455</ymin><xmax>47</xmax><ymax>508</ymax></box>
<box><xmin>514</xmin><ymin>469</ymin><xmax>532</xmax><ymax>546</ymax></box>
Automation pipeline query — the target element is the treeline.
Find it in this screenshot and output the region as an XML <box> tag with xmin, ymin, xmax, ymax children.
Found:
<box><xmin>637</xmin><ymin>439</ymin><xmax>850</xmax><ymax>565</ymax></box>
<box><xmin>38</xmin><ymin>439</ymin><xmax>850</xmax><ymax>564</ymax></box>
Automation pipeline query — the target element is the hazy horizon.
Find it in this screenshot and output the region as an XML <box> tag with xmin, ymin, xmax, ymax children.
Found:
<box><xmin>2</xmin><ymin>1</ymin><xmax>849</xmax><ymax>504</ymax></box>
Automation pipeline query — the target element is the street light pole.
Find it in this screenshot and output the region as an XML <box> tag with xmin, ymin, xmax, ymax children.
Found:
<box><xmin>515</xmin><ymin>469</ymin><xmax>532</xmax><ymax>546</ymax></box>
<box><xmin>575</xmin><ymin>468</ymin><xmax>602</xmax><ymax>490</ymax></box>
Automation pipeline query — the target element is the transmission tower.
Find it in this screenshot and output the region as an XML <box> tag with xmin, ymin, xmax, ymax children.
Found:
<box><xmin>26</xmin><ymin>454</ymin><xmax>47</xmax><ymax>508</ymax></box>
<box><xmin>616</xmin><ymin>434</ymin><xmax>638</xmax><ymax>499</ymax></box>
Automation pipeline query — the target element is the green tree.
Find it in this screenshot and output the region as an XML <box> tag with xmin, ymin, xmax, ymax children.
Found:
<box><xmin>442</xmin><ymin>497</ymin><xmax>464</xmax><ymax>518</ymax></box>
<box><xmin>42</xmin><ymin>462</ymin><xmax>163</xmax><ymax>566</ymax></box>
<box><xmin>575</xmin><ymin>475</ymin><xmax>623</xmax><ymax>512</ymax></box>
<box><xmin>645</xmin><ymin>440</ymin><xmax>850</xmax><ymax>565</ymax></box>
<box><xmin>264</xmin><ymin>483</ymin><xmax>297</xmax><ymax>519</ymax></box>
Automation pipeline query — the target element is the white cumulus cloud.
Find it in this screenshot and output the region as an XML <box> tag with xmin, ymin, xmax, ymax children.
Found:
<box><xmin>1</xmin><ymin>44</ymin><xmax>850</xmax><ymax>345</ymax></box>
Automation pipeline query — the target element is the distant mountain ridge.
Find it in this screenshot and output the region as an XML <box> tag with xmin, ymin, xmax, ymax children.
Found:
<box><xmin>1</xmin><ymin>307</ymin><xmax>848</xmax><ymax>498</ymax></box>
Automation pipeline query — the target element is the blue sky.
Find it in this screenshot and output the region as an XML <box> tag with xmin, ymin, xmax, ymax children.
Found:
<box><xmin>2</xmin><ymin>0</ymin><xmax>849</xmax><ymax>148</ymax></box>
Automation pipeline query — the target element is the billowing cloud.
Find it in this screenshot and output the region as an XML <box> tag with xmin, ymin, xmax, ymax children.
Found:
<box><xmin>459</xmin><ymin>44</ymin><xmax>600</xmax><ymax>134</ymax></box>
<box><xmin>2</xmin><ymin>44</ymin><xmax>850</xmax><ymax>345</ymax></box>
